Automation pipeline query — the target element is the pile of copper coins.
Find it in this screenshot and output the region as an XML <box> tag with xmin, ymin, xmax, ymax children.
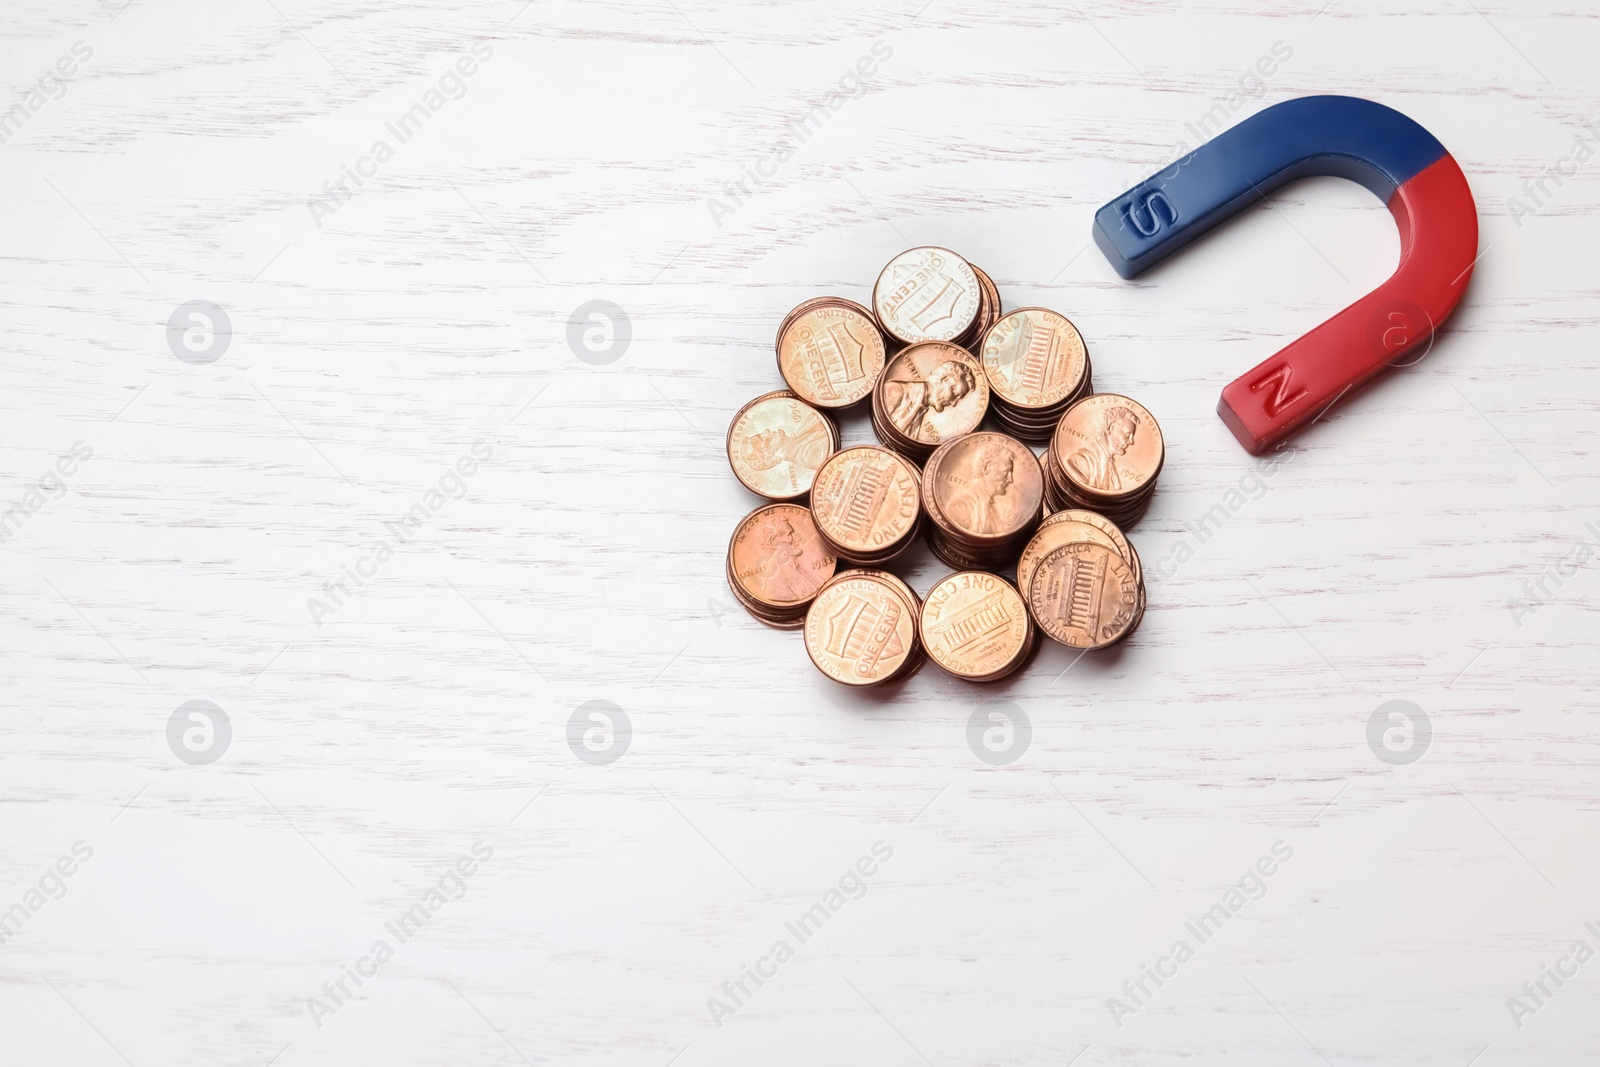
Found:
<box><xmin>725</xmin><ymin>246</ymin><xmax>1163</xmax><ymax>687</ymax></box>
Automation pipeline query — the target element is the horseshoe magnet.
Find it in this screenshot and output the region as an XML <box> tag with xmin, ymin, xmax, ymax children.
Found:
<box><xmin>1092</xmin><ymin>95</ymin><xmax>1478</xmax><ymax>454</ymax></box>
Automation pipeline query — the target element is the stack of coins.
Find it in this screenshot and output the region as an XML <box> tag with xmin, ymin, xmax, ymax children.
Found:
<box><xmin>727</xmin><ymin>246</ymin><xmax>1166</xmax><ymax>679</ymax></box>
<box><xmin>775</xmin><ymin>297</ymin><xmax>887</xmax><ymax>409</ymax></box>
<box><xmin>726</xmin><ymin>390</ymin><xmax>839</xmax><ymax>500</ymax></box>
<box><xmin>809</xmin><ymin>445</ymin><xmax>923</xmax><ymax>565</ymax></box>
<box><xmin>870</xmin><ymin>341</ymin><xmax>990</xmax><ymax>461</ymax></box>
<box><xmin>921</xmin><ymin>431</ymin><xmax>1043</xmax><ymax>571</ymax></box>
<box><xmin>1021</xmin><ymin>509</ymin><xmax>1146</xmax><ymax>651</ymax></box>
<box><xmin>919</xmin><ymin>571</ymin><xmax>1036</xmax><ymax>683</ymax></box>
<box><xmin>1043</xmin><ymin>394</ymin><xmax>1164</xmax><ymax>526</ymax></box>
<box><xmin>871</xmin><ymin>246</ymin><xmax>999</xmax><ymax>354</ymax></box>
<box><xmin>804</xmin><ymin>569</ymin><xmax>925</xmax><ymax>686</ymax></box>
<box><xmin>979</xmin><ymin>308</ymin><xmax>1094</xmax><ymax>444</ymax></box>
<box><xmin>726</xmin><ymin>504</ymin><xmax>839</xmax><ymax>629</ymax></box>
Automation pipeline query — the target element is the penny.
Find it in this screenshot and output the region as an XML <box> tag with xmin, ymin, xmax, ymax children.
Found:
<box><xmin>926</xmin><ymin>432</ymin><xmax>1042</xmax><ymax>544</ymax></box>
<box><xmin>981</xmin><ymin>308</ymin><xmax>1089</xmax><ymax>409</ymax></box>
<box><xmin>1043</xmin><ymin>393</ymin><xmax>1163</xmax><ymax>525</ymax></box>
<box><xmin>919</xmin><ymin>571</ymin><xmax>1033</xmax><ymax>682</ymax></box>
<box><xmin>872</xmin><ymin>247</ymin><xmax>982</xmax><ymax>345</ymax></box>
<box><xmin>727</xmin><ymin>390</ymin><xmax>838</xmax><ymax>500</ymax></box>
<box><xmin>1051</xmin><ymin>393</ymin><xmax>1164</xmax><ymax>499</ymax></box>
<box><xmin>872</xmin><ymin>341</ymin><xmax>989</xmax><ymax>456</ymax></box>
<box><xmin>919</xmin><ymin>432</ymin><xmax>1043</xmax><ymax>572</ymax></box>
<box><xmin>809</xmin><ymin>445</ymin><xmax>922</xmax><ymax>563</ymax></box>
<box><xmin>1027</xmin><ymin>540</ymin><xmax>1140</xmax><ymax>650</ymax></box>
<box><xmin>726</xmin><ymin>504</ymin><xmax>838</xmax><ymax>627</ymax></box>
<box><xmin>777</xmin><ymin>299</ymin><xmax>887</xmax><ymax>409</ymax></box>
<box><xmin>804</xmin><ymin>571</ymin><xmax>922</xmax><ymax>685</ymax></box>
<box><xmin>1019</xmin><ymin>508</ymin><xmax>1147</xmax><ymax>646</ymax></box>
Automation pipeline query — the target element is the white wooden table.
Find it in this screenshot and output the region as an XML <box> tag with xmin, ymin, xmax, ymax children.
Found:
<box><xmin>3</xmin><ymin>1</ymin><xmax>1597</xmax><ymax>1064</ymax></box>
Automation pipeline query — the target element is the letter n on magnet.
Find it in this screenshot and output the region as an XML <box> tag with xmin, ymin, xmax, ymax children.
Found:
<box><xmin>1249</xmin><ymin>365</ymin><xmax>1307</xmax><ymax>418</ymax></box>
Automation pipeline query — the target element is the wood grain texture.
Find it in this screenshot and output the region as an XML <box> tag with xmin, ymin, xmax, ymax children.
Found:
<box><xmin>2</xmin><ymin>0</ymin><xmax>1598</xmax><ymax>1064</ymax></box>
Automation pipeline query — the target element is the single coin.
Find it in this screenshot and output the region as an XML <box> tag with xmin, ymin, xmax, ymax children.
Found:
<box><xmin>1027</xmin><ymin>540</ymin><xmax>1140</xmax><ymax>650</ymax></box>
<box><xmin>804</xmin><ymin>572</ymin><xmax>921</xmax><ymax>685</ymax></box>
<box><xmin>926</xmin><ymin>432</ymin><xmax>1043</xmax><ymax>543</ymax></box>
<box><xmin>1052</xmin><ymin>394</ymin><xmax>1164</xmax><ymax>498</ymax></box>
<box><xmin>727</xmin><ymin>504</ymin><xmax>837</xmax><ymax>609</ymax></box>
<box><xmin>875</xmin><ymin>342</ymin><xmax>989</xmax><ymax>449</ymax></box>
<box><xmin>777</xmin><ymin>300</ymin><xmax>887</xmax><ymax>408</ymax></box>
<box><xmin>809</xmin><ymin>446</ymin><xmax>922</xmax><ymax>559</ymax></box>
<box><xmin>919</xmin><ymin>571</ymin><xmax>1031</xmax><ymax>680</ymax></box>
<box><xmin>872</xmin><ymin>247</ymin><xmax>982</xmax><ymax>345</ymax></box>
<box><xmin>981</xmin><ymin>308</ymin><xmax>1088</xmax><ymax>408</ymax></box>
<box><xmin>727</xmin><ymin>391</ymin><xmax>837</xmax><ymax>499</ymax></box>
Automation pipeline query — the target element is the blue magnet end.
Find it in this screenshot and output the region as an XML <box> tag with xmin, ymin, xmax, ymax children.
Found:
<box><xmin>1093</xmin><ymin>95</ymin><xmax>1449</xmax><ymax>278</ymax></box>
